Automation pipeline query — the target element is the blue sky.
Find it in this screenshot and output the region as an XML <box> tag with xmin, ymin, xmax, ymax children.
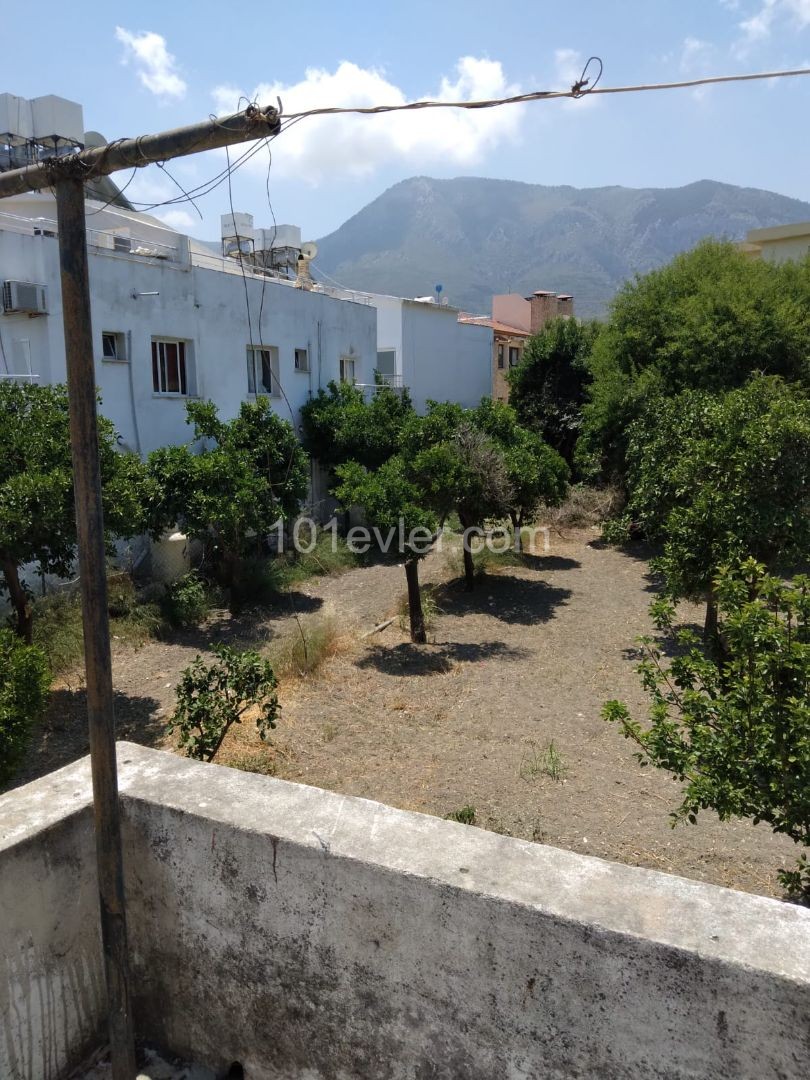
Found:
<box><xmin>4</xmin><ymin>0</ymin><xmax>810</xmax><ymax>239</ymax></box>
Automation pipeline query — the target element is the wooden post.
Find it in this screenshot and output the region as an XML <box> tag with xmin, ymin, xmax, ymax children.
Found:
<box><xmin>0</xmin><ymin>103</ymin><xmax>281</xmax><ymax>1079</ymax></box>
<box><xmin>55</xmin><ymin>176</ymin><xmax>137</xmax><ymax>1079</ymax></box>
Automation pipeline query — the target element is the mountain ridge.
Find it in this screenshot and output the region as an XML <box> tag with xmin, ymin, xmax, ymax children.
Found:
<box><xmin>314</xmin><ymin>176</ymin><xmax>810</xmax><ymax>317</ymax></box>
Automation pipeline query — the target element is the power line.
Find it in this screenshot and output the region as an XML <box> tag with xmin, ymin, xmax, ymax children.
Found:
<box><xmin>279</xmin><ymin>65</ymin><xmax>810</xmax><ymax>121</ymax></box>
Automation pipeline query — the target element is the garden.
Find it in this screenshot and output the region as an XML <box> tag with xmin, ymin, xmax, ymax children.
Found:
<box><xmin>2</xmin><ymin>240</ymin><xmax>809</xmax><ymax>902</ymax></box>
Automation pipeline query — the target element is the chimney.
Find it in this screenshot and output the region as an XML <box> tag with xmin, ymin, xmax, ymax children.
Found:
<box><xmin>528</xmin><ymin>291</ymin><xmax>558</xmax><ymax>333</ymax></box>
<box><xmin>556</xmin><ymin>294</ymin><xmax>574</xmax><ymax>318</ymax></box>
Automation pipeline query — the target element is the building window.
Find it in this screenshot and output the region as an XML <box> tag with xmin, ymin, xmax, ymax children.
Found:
<box><xmin>247</xmin><ymin>345</ymin><xmax>280</xmax><ymax>397</ymax></box>
<box><xmin>340</xmin><ymin>355</ymin><xmax>356</xmax><ymax>383</ymax></box>
<box><xmin>294</xmin><ymin>347</ymin><xmax>309</xmax><ymax>372</ymax></box>
<box><xmin>497</xmin><ymin>344</ymin><xmax>505</xmax><ymax>369</ymax></box>
<box><xmin>509</xmin><ymin>346</ymin><xmax>520</xmax><ymax>367</ymax></box>
<box><xmin>375</xmin><ymin>349</ymin><xmax>397</xmax><ymax>384</ymax></box>
<box><xmin>102</xmin><ymin>331</ymin><xmax>126</xmax><ymax>362</ymax></box>
<box><xmin>152</xmin><ymin>339</ymin><xmax>187</xmax><ymax>395</ymax></box>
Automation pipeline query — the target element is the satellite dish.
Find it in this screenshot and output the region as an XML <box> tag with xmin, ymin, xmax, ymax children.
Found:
<box><xmin>300</xmin><ymin>241</ymin><xmax>318</xmax><ymax>260</ymax></box>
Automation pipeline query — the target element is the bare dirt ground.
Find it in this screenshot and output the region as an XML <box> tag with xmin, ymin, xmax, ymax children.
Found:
<box><xmin>16</xmin><ymin>528</ymin><xmax>798</xmax><ymax>899</ymax></box>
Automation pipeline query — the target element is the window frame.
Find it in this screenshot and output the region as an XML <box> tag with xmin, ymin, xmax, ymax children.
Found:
<box><xmin>294</xmin><ymin>347</ymin><xmax>309</xmax><ymax>373</ymax></box>
<box><xmin>102</xmin><ymin>331</ymin><xmax>127</xmax><ymax>363</ymax></box>
<box><xmin>340</xmin><ymin>355</ymin><xmax>357</xmax><ymax>384</ymax></box>
<box><xmin>497</xmin><ymin>343</ymin><xmax>505</xmax><ymax>370</ymax></box>
<box><xmin>508</xmin><ymin>345</ymin><xmax>520</xmax><ymax>368</ymax></box>
<box><xmin>151</xmin><ymin>338</ymin><xmax>188</xmax><ymax>396</ymax></box>
<box><xmin>247</xmin><ymin>345</ymin><xmax>281</xmax><ymax>398</ymax></box>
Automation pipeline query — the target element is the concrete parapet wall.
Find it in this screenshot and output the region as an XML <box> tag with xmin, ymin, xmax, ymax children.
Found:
<box><xmin>2</xmin><ymin>743</ymin><xmax>809</xmax><ymax>1079</ymax></box>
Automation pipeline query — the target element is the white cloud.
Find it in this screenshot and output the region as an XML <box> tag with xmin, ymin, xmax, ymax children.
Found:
<box><xmin>213</xmin><ymin>57</ymin><xmax>525</xmax><ymax>184</ymax></box>
<box><xmin>681</xmin><ymin>37</ymin><xmax>714</xmax><ymax>72</ymax></box>
<box><xmin>115</xmin><ymin>27</ymin><xmax>187</xmax><ymax>100</ymax></box>
<box><xmin>735</xmin><ymin>0</ymin><xmax>810</xmax><ymax>53</ymax></box>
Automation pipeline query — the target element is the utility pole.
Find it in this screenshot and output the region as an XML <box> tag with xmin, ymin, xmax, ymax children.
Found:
<box><xmin>0</xmin><ymin>104</ymin><xmax>280</xmax><ymax>1079</ymax></box>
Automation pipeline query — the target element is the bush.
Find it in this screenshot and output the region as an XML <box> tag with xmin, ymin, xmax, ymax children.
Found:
<box><xmin>604</xmin><ymin>560</ymin><xmax>810</xmax><ymax>900</ymax></box>
<box><xmin>0</xmin><ymin>630</ymin><xmax>50</xmax><ymax>785</ymax></box>
<box><xmin>164</xmin><ymin>573</ymin><xmax>212</xmax><ymax>628</ymax></box>
<box><xmin>168</xmin><ymin>645</ymin><xmax>279</xmax><ymax>762</ymax></box>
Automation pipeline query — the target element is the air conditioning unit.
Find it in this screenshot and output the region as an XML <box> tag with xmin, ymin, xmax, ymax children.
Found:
<box><xmin>2</xmin><ymin>280</ymin><xmax>47</xmax><ymax>316</ymax></box>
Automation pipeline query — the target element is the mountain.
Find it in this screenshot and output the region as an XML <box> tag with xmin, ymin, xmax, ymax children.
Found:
<box><xmin>314</xmin><ymin>177</ymin><xmax>810</xmax><ymax>318</ymax></box>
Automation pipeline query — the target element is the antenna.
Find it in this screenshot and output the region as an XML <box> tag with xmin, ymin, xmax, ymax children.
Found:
<box><xmin>300</xmin><ymin>241</ymin><xmax>318</xmax><ymax>260</ymax></box>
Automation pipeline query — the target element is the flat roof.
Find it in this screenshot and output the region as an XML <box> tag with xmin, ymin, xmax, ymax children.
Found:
<box><xmin>745</xmin><ymin>221</ymin><xmax>810</xmax><ymax>243</ymax></box>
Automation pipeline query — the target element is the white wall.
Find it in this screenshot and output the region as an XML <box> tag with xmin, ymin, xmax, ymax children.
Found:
<box><xmin>0</xmin><ymin>200</ymin><xmax>377</xmax><ymax>456</ymax></box>
<box><xmin>3</xmin><ymin>743</ymin><xmax>809</xmax><ymax>1080</ymax></box>
<box><xmin>401</xmin><ymin>300</ymin><xmax>493</xmax><ymax>413</ymax></box>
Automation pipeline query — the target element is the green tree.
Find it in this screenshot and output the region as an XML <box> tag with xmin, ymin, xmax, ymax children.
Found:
<box><xmin>169</xmin><ymin>644</ymin><xmax>279</xmax><ymax>762</ymax></box>
<box><xmin>507</xmin><ymin>317</ymin><xmax>601</xmax><ymax>467</ymax></box>
<box><xmin>0</xmin><ymin>629</ymin><xmax>50</xmax><ymax>785</ymax></box>
<box><xmin>334</xmin><ymin>456</ymin><xmax>439</xmax><ymax>643</ymax></box>
<box><xmin>0</xmin><ymin>382</ymin><xmax>155</xmax><ymax>642</ymax></box>
<box><xmin>148</xmin><ymin>398</ymin><xmax>308</xmax><ymax>604</ymax></box>
<box><xmin>300</xmin><ymin>379</ymin><xmax>414</xmax><ymax>472</ymax></box>
<box><xmin>474</xmin><ymin>399</ymin><xmax>569</xmax><ymax>550</ymax></box>
<box><xmin>578</xmin><ymin>241</ymin><xmax>810</xmax><ymax>482</ymax></box>
<box><xmin>616</xmin><ymin>377</ymin><xmax>810</xmax><ymax>641</ymax></box>
<box><xmin>604</xmin><ymin>561</ymin><xmax>810</xmax><ymax>899</ymax></box>
<box><xmin>407</xmin><ymin>412</ymin><xmax>513</xmax><ymax>590</ymax></box>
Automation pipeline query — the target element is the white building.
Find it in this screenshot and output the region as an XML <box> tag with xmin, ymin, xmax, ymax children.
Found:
<box><xmin>1</xmin><ymin>92</ymin><xmax>493</xmax><ymax>470</ymax></box>
<box><xmin>0</xmin><ymin>192</ymin><xmax>377</xmax><ymax>456</ymax></box>
<box><xmin>314</xmin><ymin>286</ymin><xmax>493</xmax><ymax>414</ymax></box>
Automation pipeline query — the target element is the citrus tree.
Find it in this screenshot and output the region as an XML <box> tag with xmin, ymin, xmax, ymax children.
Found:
<box><xmin>507</xmin><ymin>316</ymin><xmax>600</xmax><ymax>467</ymax></box>
<box><xmin>169</xmin><ymin>645</ymin><xmax>279</xmax><ymax>762</ymax></box>
<box><xmin>148</xmin><ymin>397</ymin><xmax>308</xmax><ymax>604</ymax></box>
<box><xmin>300</xmin><ymin>379</ymin><xmax>414</xmax><ymax>472</ymax></box>
<box><xmin>578</xmin><ymin>240</ymin><xmax>810</xmax><ymax>482</ymax></box>
<box><xmin>614</xmin><ymin>377</ymin><xmax>810</xmax><ymax>642</ymax></box>
<box><xmin>474</xmin><ymin>398</ymin><xmax>569</xmax><ymax>550</ymax></box>
<box><xmin>604</xmin><ymin>560</ymin><xmax>810</xmax><ymax>899</ymax></box>
<box><xmin>0</xmin><ymin>381</ymin><xmax>155</xmax><ymax>642</ymax></box>
<box><xmin>334</xmin><ymin>456</ymin><xmax>438</xmax><ymax>643</ymax></box>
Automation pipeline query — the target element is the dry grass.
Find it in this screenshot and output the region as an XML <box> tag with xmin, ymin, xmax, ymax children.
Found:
<box><xmin>543</xmin><ymin>485</ymin><xmax>624</xmax><ymax>529</ymax></box>
<box><xmin>266</xmin><ymin>609</ymin><xmax>347</xmax><ymax>680</ymax></box>
<box><xmin>397</xmin><ymin>585</ymin><xmax>442</xmax><ymax>633</ymax></box>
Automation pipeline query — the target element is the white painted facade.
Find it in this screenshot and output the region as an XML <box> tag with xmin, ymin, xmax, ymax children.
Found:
<box><xmin>0</xmin><ymin>192</ymin><xmax>377</xmax><ymax>454</ymax></box>
<box><xmin>315</xmin><ymin>284</ymin><xmax>493</xmax><ymax>413</ymax></box>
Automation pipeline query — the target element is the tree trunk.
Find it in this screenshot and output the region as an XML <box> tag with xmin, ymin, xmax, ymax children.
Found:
<box><xmin>1</xmin><ymin>557</ymin><xmax>33</xmax><ymax>644</ymax></box>
<box><xmin>462</xmin><ymin>543</ymin><xmax>475</xmax><ymax>592</ymax></box>
<box><xmin>404</xmin><ymin>558</ymin><xmax>426</xmax><ymax>644</ymax></box>
<box><xmin>511</xmin><ymin>511</ymin><xmax>523</xmax><ymax>553</ymax></box>
<box><xmin>458</xmin><ymin>512</ymin><xmax>476</xmax><ymax>591</ymax></box>
<box><xmin>704</xmin><ymin>586</ymin><xmax>720</xmax><ymax>657</ymax></box>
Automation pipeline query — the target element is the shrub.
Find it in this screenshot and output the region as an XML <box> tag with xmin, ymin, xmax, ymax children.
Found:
<box><xmin>164</xmin><ymin>573</ymin><xmax>211</xmax><ymax>628</ymax></box>
<box><xmin>168</xmin><ymin>645</ymin><xmax>279</xmax><ymax>762</ymax></box>
<box><xmin>0</xmin><ymin>630</ymin><xmax>50</xmax><ymax>785</ymax></box>
<box><xmin>604</xmin><ymin>560</ymin><xmax>810</xmax><ymax>900</ymax></box>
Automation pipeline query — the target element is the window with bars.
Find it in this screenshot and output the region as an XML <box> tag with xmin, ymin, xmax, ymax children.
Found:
<box><xmin>247</xmin><ymin>346</ymin><xmax>280</xmax><ymax>397</ymax></box>
<box><xmin>151</xmin><ymin>339</ymin><xmax>187</xmax><ymax>395</ymax></box>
